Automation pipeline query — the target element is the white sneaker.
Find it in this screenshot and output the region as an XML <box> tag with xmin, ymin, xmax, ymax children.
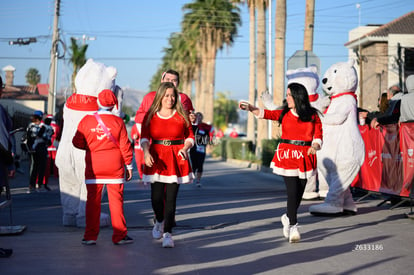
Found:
<box><xmin>152</xmin><ymin>221</ymin><xmax>163</xmax><ymax>239</ymax></box>
<box><xmin>280</xmin><ymin>214</ymin><xmax>290</xmax><ymax>239</ymax></box>
<box><xmin>289</xmin><ymin>224</ymin><xmax>301</xmax><ymax>243</ymax></box>
<box><xmin>162</xmin><ymin>232</ymin><xmax>174</xmax><ymax>248</ymax></box>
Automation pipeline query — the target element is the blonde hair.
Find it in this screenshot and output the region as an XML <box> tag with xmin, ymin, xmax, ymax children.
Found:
<box><xmin>144</xmin><ymin>82</ymin><xmax>189</xmax><ymax>127</ymax></box>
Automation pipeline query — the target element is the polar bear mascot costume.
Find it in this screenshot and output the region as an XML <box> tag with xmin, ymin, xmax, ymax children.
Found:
<box><xmin>56</xmin><ymin>59</ymin><xmax>117</xmax><ymax>227</ymax></box>
<box><xmin>261</xmin><ymin>65</ymin><xmax>330</xmax><ymax>200</ymax></box>
<box><xmin>309</xmin><ymin>59</ymin><xmax>365</xmax><ymax>215</ymax></box>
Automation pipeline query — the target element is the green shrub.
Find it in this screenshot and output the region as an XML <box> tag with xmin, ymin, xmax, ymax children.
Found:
<box><xmin>261</xmin><ymin>139</ymin><xmax>282</xmax><ymax>167</ymax></box>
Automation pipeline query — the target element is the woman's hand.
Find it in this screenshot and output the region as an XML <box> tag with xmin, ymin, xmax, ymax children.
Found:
<box><xmin>178</xmin><ymin>148</ymin><xmax>188</xmax><ymax>160</ymax></box>
<box><xmin>307</xmin><ymin>143</ymin><xmax>321</xmax><ymax>155</ymax></box>
<box><xmin>144</xmin><ymin>152</ymin><xmax>154</xmax><ymax>167</ymax></box>
<box><xmin>125</xmin><ymin>169</ymin><xmax>133</xmax><ymax>181</ymax></box>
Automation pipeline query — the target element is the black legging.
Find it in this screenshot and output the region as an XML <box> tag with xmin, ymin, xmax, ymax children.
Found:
<box><xmin>151</xmin><ymin>182</ymin><xmax>180</xmax><ymax>233</ymax></box>
<box><xmin>29</xmin><ymin>143</ymin><xmax>48</xmax><ymax>189</ymax></box>
<box><xmin>283</xmin><ymin>176</ymin><xmax>307</xmax><ymax>225</ymax></box>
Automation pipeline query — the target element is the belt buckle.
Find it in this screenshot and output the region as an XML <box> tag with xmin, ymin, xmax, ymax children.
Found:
<box><xmin>163</xmin><ymin>139</ymin><xmax>171</xmax><ymax>146</ymax></box>
<box><xmin>298</xmin><ymin>141</ymin><xmax>305</xmax><ymax>146</ymax></box>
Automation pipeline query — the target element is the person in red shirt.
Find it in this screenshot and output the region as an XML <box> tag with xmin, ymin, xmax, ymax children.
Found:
<box><xmin>130</xmin><ymin>123</ymin><xmax>145</xmax><ymax>179</ymax></box>
<box><xmin>141</xmin><ymin>82</ymin><xmax>195</xmax><ymax>248</ymax></box>
<box><xmin>240</xmin><ymin>82</ymin><xmax>322</xmax><ymax>243</ymax></box>
<box><xmin>73</xmin><ymin>89</ymin><xmax>134</xmax><ymax>245</ymax></box>
<box><xmin>189</xmin><ymin>112</ymin><xmax>212</xmax><ymax>187</ymax></box>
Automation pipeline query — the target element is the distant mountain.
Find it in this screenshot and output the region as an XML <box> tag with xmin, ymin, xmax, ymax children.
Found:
<box><xmin>121</xmin><ymin>87</ymin><xmax>147</xmax><ymax>113</ymax></box>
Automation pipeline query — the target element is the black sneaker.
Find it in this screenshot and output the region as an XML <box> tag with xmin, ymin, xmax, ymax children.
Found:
<box><xmin>0</xmin><ymin>248</ymin><xmax>13</xmax><ymax>258</ymax></box>
<box><xmin>114</xmin><ymin>235</ymin><xmax>133</xmax><ymax>245</ymax></box>
<box><xmin>82</xmin><ymin>239</ymin><xmax>96</xmax><ymax>245</ymax></box>
<box><xmin>44</xmin><ymin>186</ymin><xmax>51</xmax><ymax>191</ymax></box>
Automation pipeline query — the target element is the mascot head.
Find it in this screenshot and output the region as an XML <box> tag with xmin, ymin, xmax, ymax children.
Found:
<box><xmin>321</xmin><ymin>59</ymin><xmax>358</xmax><ymax>96</ymax></box>
<box><xmin>75</xmin><ymin>59</ymin><xmax>117</xmax><ymax>96</ymax></box>
<box><xmin>286</xmin><ymin>65</ymin><xmax>319</xmax><ymax>102</ymax></box>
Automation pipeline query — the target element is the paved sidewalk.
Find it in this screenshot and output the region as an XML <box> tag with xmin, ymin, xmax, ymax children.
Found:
<box><xmin>1</xmin><ymin>157</ymin><xmax>413</xmax><ymax>274</ymax></box>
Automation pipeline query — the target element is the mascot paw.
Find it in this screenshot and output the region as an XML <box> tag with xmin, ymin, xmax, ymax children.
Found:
<box><xmin>260</xmin><ymin>90</ymin><xmax>278</xmax><ymax>110</ymax></box>
<box><xmin>302</xmin><ymin>192</ymin><xmax>320</xmax><ymax>200</ymax></box>
<box><xmin>343</xmin><ymin>197</ymin><xmax>358</xmax><ymax>215</ymax></box>
<box><xmin>309</xmin><ymin>202</ymin><xmax>344</xmax><ymax>216</ymax></box>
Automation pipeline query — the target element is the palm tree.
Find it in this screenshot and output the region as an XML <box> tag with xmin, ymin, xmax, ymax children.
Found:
<box><xmin>255</xmin><ymin>0</ymin><xmax>268</xmax><ymax>154</ymax></box>
<box><xmin>182</xmin><ymin>0</ymin><xmax>241</xmax><ymax>124</ymax></box>
<box><xmin>25</xmin><ymin>68</ymin><xmax>41</xmax><ymax>93</ymax></box>
<box><xmin>272</xmin><ymin>0</ymin><xmax>286</xmax><ymax>138</ymax></box>
<box><xmin>69</xmin><ymin>37</ymin><xmax>88</xmax><ymax>92</ymax></box>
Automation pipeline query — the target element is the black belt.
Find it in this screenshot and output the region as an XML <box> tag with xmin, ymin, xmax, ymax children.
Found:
<box><xmin>280</xmin><ymin>139</ymin><xmax>312</xmax><ymax>146</ymax></box>
<box><xmin>152</xmin><ymin>139</ymin><xmax>184</xmax><ymax>146</ymax></box>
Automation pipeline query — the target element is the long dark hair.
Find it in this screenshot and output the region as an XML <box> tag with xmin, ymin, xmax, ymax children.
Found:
<box><xmin>278</xmin><ymin>82</ymin><xmax>319</xmax><ymax>124</ymax></box>
<box><xmin>144</xmin><ymin>82</ymin><xmax>189</xmax><ymax>128</ymax></box>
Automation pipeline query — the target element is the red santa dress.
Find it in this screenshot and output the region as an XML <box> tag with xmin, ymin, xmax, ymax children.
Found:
<box><xmin>263</xmin><ymin>109</ymin><xmax>322</xmax><ymax>179</ymax></box>
<box><xmin>72</xmin><ymin>110</ymin><xmax>133</xmax><ymax>243</ymax></box>
<box><xmin>141</xmin><ymin>111</ymin><xmax>195</xmax><ymax>184</ymax></box>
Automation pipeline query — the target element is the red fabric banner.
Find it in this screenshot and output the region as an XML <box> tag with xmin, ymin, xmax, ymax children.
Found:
<box><xmin>399</xmin><ymin>122</ymin><xmax>414</xmax><ymax>197</ymax></box>
<box><xmin>353</xmin><ymin>123</ymin><xmax>413</xmax><ymax>197</ymax></box>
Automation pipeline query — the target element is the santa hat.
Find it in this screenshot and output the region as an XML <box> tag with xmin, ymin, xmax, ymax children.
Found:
<box><xmin>97</xmin><ymin>89</ymin><xmax>118</xmax><ymax>110</ymax></box>
<box><xmin>286</xmin><ymin>65</ymin><xmax>319</xmax><ymax>102</ymax></box>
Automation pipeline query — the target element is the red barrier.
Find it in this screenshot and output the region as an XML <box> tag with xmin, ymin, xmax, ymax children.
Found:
<box><xmin>353</xmin><ymin>123</ymin><xmax>414</xmax><ymax>197</ymax></box>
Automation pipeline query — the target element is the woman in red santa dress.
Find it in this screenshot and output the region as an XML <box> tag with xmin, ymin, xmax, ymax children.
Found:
<box><xmin>141</xmin><ymin>82</ymin><xmax>194</xmax><ymax>248</ymax></box>
<box><xmin>240</xmin><ymin>82</ymin><xmax>322</xmax><ymax>243</ymax></box>
<box><xmin>72</xmin><ymin>89</ymin><xmax>134</xmax><ymax>246</ymax></box>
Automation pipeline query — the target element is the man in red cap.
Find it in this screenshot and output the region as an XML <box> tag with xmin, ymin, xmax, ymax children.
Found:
<box><xmin>73</xmin><ymin>89</ymin><xmax>134</xmax><ymax>245</ymax></box>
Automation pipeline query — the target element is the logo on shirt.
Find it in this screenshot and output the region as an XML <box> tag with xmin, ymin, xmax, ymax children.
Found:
<box><xmin>90</xmin><ymin>124</ymin><xmax>111</xmax><ymax>141</ymax></box>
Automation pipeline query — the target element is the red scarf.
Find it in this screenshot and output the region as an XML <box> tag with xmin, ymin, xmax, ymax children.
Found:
<box><xmin>65</xmin><ymin>94</ymin><xmax>98</xmax><ymax>111</ymax></box>
<box><xmin>324</xmin><ymin>92</ymin><xmax>357</xmax><ymax>114</ymax></box>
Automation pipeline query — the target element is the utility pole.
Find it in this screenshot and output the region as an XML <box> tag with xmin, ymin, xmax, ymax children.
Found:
<box><xmin>47</xmin><ymin>0</ymin><xmax>60</xmax><ymax>116</ymax></box>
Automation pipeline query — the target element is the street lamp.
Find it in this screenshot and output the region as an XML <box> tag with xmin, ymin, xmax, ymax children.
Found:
<box><xmin>72</xmin><ymin>34</ymin><xmax>96</xmax><ymax>45</ymax></box>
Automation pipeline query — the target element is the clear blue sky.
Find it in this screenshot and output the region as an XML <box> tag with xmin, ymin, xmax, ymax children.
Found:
<box><xmin>0</xmin><ymin>0</ymin><xmax>411</xmax><ymax>100</ymax></box>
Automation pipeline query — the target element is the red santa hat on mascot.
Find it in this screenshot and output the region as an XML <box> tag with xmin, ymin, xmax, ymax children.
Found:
<box><xmin>97</xmin><ymin>89</ymin><xmax>118</xmax><ymax>110</ymax></box>
<box><xmin>286</xmin><ymin>65</ymin><xmax>319</xmax><ymax>103</ymax></box>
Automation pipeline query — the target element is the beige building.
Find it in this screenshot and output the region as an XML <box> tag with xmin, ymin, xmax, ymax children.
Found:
<box><xmin>345</xmin><ymin>11</ymin><xmax>414</xmax><ymax>112</ymax></box>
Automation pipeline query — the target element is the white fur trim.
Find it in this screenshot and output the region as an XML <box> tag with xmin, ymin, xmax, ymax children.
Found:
<box><xmin>85</xmin><ymin>178</ymin><xmax>124</xmax><ymax>184</ymax></box>
<box><xmin>142</xmin><ymin>173</ymin><xmax>194</xmax><ymax>184</ymax></box>
<box><xmin>140</xmin><ymin>138</ymin><xmax>150</xmax><ymax>147</ymax></box>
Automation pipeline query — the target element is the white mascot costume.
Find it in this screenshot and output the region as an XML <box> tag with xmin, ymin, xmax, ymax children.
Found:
<box><xmin>309</xmin><ymin>59</ymin><xmax>365</xmax><ymax>215</ymax></box>
<box><xmin>56</xmin><ymin>59</ymin><xmax>117</xmax><ymax>227</ymax></box>
<box><xmin>261</xmin><ymin>65</ymin><xmax>330</xmax><ymax>200</ymax></box>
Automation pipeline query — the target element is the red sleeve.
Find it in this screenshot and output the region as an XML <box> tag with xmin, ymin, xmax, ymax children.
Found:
<box><xmin>72</xmin><ymin>119</ymin><xmax>87</xmax><ymax>150</ymax></box>
<box><xmin>135</xmin><ymin>92</ymin><xmax>155</xmax><ymax>124</ymax></box>
<box><xmin>118</xmin><ymin>121</ymin><xmax>133</xmax><ymax>165</ymax></box>
<box><xmin>314</xmin><ymin>114</ymin><xmax>323</xmax><ymax>140</ymax></box>
<box><xmin>263</xmin><ymin>109</ymin><xmax>283</xmax><ymax>121</ymax></box>
<box><xmin>140</xmin><ymin>113</ymin><xmax>151</xmax><ymax>141</ymax></box>
<box><xmin>180</xmin><ymin>93</ymin><xmax>194</xmax><ymax>113</ymax></box>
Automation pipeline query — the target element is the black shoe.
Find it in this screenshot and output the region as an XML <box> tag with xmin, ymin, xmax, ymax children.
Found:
<box><xmin>114</xmin><ymin>235</ymin><xmax>133</xmax><ymax>245</ymax></box>
<box><xmin>0</xmin><ymin>248</ymin><xmax>13</xmax><ymax>258</ymax></box>
<box><xmin>44</xmin><ymin>186</ymin><xmax>51</xmax><ymax>191</ymax></box>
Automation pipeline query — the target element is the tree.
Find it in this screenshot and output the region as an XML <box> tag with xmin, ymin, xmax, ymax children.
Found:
<box><xmin>213</xmin><ymin>91</ymin><xmax>239</xmax><ymax>130</ymax></box>
<box><xmin>25</xmin><ymin>68</ymin><xmax>41</xmax><ymax>92</ymax></box>
<box><xmin>255</xmin><ymin>0</ymin><xmax>269</xmax><ymax>154</ymax></box>
<box><xmin>272</xmin><ymin>0</ymin><xmax>286</xmax><ymax>138</ymax></box>
<box><xmin>69</xmin><ymin>37</ymin><xmax>88</xmax><ymax>92</ymax></box>
<box><xmin>182</xmin><ymin>0</ymin><xmax>241</xmax><ymax>123</ymax></box>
